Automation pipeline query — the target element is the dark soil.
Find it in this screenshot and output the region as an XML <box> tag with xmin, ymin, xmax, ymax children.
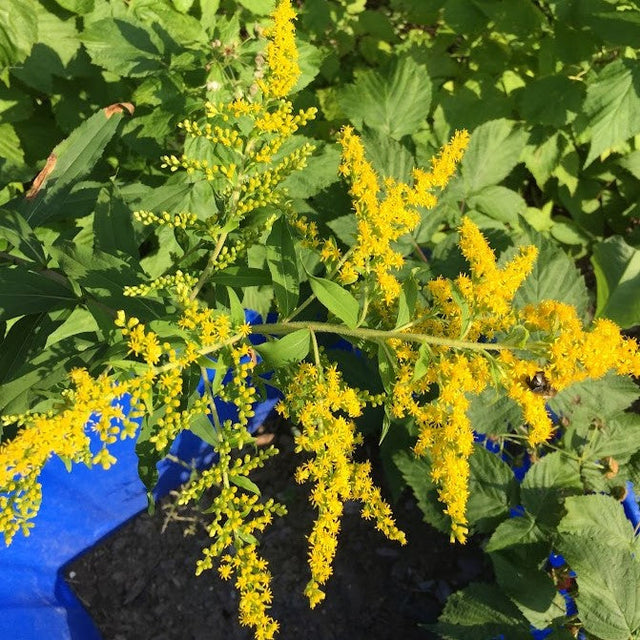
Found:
<box><xmin>67</xmin><ymin>419</ymin><xmax>490</xmax><ymax>640</ymax></box>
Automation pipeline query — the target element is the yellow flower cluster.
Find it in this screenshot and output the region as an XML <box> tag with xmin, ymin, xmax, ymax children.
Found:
<box><xmin>337</xmin><ymin>127</ymin><xmax>469</xmax><ymax>304</ymax></box>
<box><xmin>259</xmin><ymin>0</ymin><xmax>300</xmax><ymax>98</ymax></box>
<box><xmin>0</xmin><ymin>369</ymin><xmax>136</xmax><ymax>543</ymax></box>
<box><xmin>278</xmin><ymin>362</ymin><xmax>405</xmax><ymax>608</ymax></box>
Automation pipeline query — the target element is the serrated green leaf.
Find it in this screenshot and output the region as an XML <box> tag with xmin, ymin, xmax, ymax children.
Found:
<box><xmin>266</xmin><ymin>218</ymin><xmax>299</xmax><ymax>317</ymax></box>
<box><xmin>338</xmin><ymin>56</ymin><xmax>432</xmax><ymax>140</ymax></box>
<box><xmin>518</xmin><ymin>75</ymin><xmax>585</xmax><ymax>127</ymax></box>
<box><xmin>281</xmin><ymin>143</ymin><xmax>340</xmax><ymax>198</ymax></box>
<box><xmin>0</xmin><ymin>0</ymin><xmax>37</xmax><ymax>69</ymax></box>
<box><xmin>461</xmin><ymin>119</ymin><xmax>527</xmax><ymax>193</ymax></box>
<box><xmin>592</xmin><ymin>235</ymin><xmax>640</xmax><ymax>329</ymax></box>
<box><xmin>431</xmin><ymin>583</ymin><xmax>531</xmax><ymax>640</ymax></box>
<box><xmin>579</xmin><ymin>59</ymin><xmax>640</xmax><ymax>167</ymax></box>
<box><xmin>467</xmin><ymin>388</ymin><xmax>522</xmax><ymax>437</ymax></box>
<box><xmin>520</xmin><ymin>452</ymin><xmax>582</xmax><ymax>526</ymax></box>
<box><xmin>513</xmin><ymin>228</ymin><xmax>590</xmax><ymax>321</ymax></box>
<box><xmin>556</xmin><ymin>535</ymin><xmax>640</xmax><ymax>640</ymax></box>
<box><xmin>558</xmin><ymin>494</ymin><xmax>637</xmax><ymax>552</ymax></box>
<box><xmin>467</xmin><ymin>185</ymin><xmax>526</xmax><ymax>226</ymax></box>
<box><xmin>587</xmin><ymin>413</ymin><xmax>640</xmax><ymax>463</ymax></box>
<box><xmin>0</xmin><ymin>266</ymin><xmax>78</xmax><ymax>321</ymax></box>
<box><xmin>485</xmin><ymin>514</ymin><xmax>547</xmax><ymax>553</ymax></box>
<box><xmin>467</xmin><ymin>444</ymin><xmax>517</xmax><ymax>532</ymax></box>
<box><xmin>361</xmin><ymin>128</ymin><xmax>415</xmax><ymax>183</ymax></box>
<box><xmin>393</xmin><ymin>449</ymin><xmax>450</xmax><ymax>534</ymax></box>
<box><xmin>254</xmin><ymin>329</ymin><xmax>310</xmax><ymax>369</ymax></box>
<box><xmin>82</xmin><ymin>18</ymin><xmax>165</xmax><ymax>77</ymax></box>
<box><xmin>308</xmin><ymin>275</ymin><xmax>359</xmax><ymax>328</ymax></box>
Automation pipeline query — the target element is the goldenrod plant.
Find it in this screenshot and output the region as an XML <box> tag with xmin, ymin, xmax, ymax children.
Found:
<box><xmin>2</xmin><ymin>2</ymin><xmax>640</xmax><ymax>639</ymax></box>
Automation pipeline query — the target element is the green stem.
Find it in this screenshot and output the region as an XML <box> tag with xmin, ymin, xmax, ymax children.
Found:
<box><xmin>190</xmin><ymin>231</ymin><xmax>229</xmax><ymax>301</ymax></box>
<box><xmin>251</xmin><ymin>321</ymin><xmax>516</xmax><ymax>352</ymax></box>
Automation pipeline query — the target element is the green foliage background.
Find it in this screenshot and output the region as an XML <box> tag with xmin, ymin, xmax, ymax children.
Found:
<box><xmin>2</xmin><ymin>0</ymin><xmax>640</xmax><ymax>638</ymax></box>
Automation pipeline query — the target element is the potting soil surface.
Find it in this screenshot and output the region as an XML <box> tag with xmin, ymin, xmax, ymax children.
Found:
<box><xmin>67</xmin><ymin>418</ymin><xmax>489</xmax><ymax>640</ymax></box>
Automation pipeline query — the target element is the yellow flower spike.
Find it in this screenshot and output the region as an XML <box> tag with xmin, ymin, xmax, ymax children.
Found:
<box><xmin>261</xmin><ymin>0</ymin><xmax>300</xmax><ymax>98</ymax></box>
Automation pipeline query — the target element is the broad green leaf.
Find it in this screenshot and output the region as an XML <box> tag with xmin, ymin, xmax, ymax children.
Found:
<box><xmin>466</xmin><ymin>444</ymin><xmax>517</xmax><ymax>532</ymax></box>
<box><xmin>578</xmin><ymin>59</ymin><xmax>640</xmax><ymax>167</ymax></box>
<box><xmin>460</xmin><ymin>119</ymin><xmax>527</xmax><ymax>193</ymax></box>
<box><xmin>431</xmin><ymin>583</ymin><xmax>531</xmax><ymax>640</ymax></box>
<box><xmin>513</xmin><ymin>228</ymin><xmax>590</xmax><ymax>321</ymax></box>
<box><xmin>294</xmin><ymin>39</ymin><xmax>323</xmax><ymax>92</ymax></box>
<box><xmin>587</xmin><ymin>413</ymin><xmax>640</xmax><ymax>463</ymax></box>
<box><xmin>361</xmin><ymin>128</ymin><xmax>415</xmax><ymax>183</ymax></box>
<box><xmin>393</xmin><ymin>449</ymin><xmax>450</xmax><ymax>534</ymax></box>
<box><xmin>0</xmin><ymin>266</ymin><xmax>78</xmax><ymax>321</ymax></box>
<box><xmin>491</xmin><ymin>551</ymin><xmax>563</xmax><ymax>629</ymax></box>
<box><xmin>467</xmin><ymin>185</ymin><xmax>526</xmax><ymax>226</ymax></box>
<box><xmin>485</xmin><ymin>515</ymin><xmax>547</xmax><ymax>553</ymax></box>
<box><xmin>282</xmin><ymin>142</ymin><xmax>341</xmax><ymax>198</ymax></box>
<box><xmin>93</xmin><ymin>186</ymin><xmax>138</xmax><ymax>259</ymax></box>
<box><xmin>558</xmin><ymin>495</ymin><xmax>637</xmax><ymax>553</ymax></box>
<box><xmin>210</xmin><ymin>267</ymin><xmax>272</xmax><ymax>287</ymax></box>
<box><xmin>467</xmin><ymin>388</ymin><xmax>522</xmax><ymax>437</ymax></box>
<box><xmin>131</xmin><ymin>1</ymin><xmax>207</xmax><ymax>46</ymax></box>
<box><xmin>0</xmin><ymin>0</ymin><xmax>37</xmax><ymax>70</ymax></box>
<box><xmin>53</xmin><ymin>0</ymin><xmax>94</xmax><ymax>13</ymax></box>
<box><xmin>520</xmin><ymin>452</ymin><xmax>582</xmax><ymax>526</ymax></box>
<box><xmin>521</xmin><ymin>129</ymin><xmax>564</xmax><ymax>188</ymax></box>
<box><xmin>266</xmin><ymin>218</ymin><xmax>299</xmax><ymax>317</ymax></box>
<box><xmin>592</xmin><ymin>235</ymin><xmax>640</xmax><ymax>329</ymax></box>
<box><xmin>82</xmin><ymin>18</ymin><xmax>166</xmax><ymax>77</ymax></box>
<box><xmin>0</xmin><ymin>123</ymin><xmax>26</xmax><ymax>184</ymax></box>
<box><xmin>556</xmin><ymin>536</ymin><xmax>640</xmax><ymax>640</ymax></box>
<box><xmin>518</xmin><ymin>75</ymin><xmax>585</xmax><ymax>127</ymax></box>
<box><xmin>338</xmin><ymin>56</ymin><xmax>432</xmax><ymax>140</ymax></box>
<box><xmin>17</xmin><ymin>104</ymin><xmax>134</xmax><ymax>227</ymax></box>
<box><xmin>12</xmin><ymin>5</ymin><xmax>80</xmax><ymax>94</ymax></box>
<box><xmin>308</xmin><ymin>275</ymin><xmax>359</xmax><ymax>328</ymax></box>
<box><xmin>237</xmin><ymin>0</ymin><xmax>275</xmax><ymax>14</ymax></box>
<box><xmin>0</xmin><ymin>210</ymin><xmax>47</xmax><ymax>265</ymax></box>
<box><xmin>254</xmin><ymin>329</ymin><xmax>310</xmax><ymax>369</ymax></box>
<box><xmin>618</xmin><ymin>149</ymin><xmax>640</xmax><ymax>180</ymax></box>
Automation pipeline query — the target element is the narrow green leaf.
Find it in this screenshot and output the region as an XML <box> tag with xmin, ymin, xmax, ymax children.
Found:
<box><xmin>93</xmin><ymin>186</ymin><xmax>138</xmax><ymax>259</ymax></box>
<box><xmin>254</xmin><ymin>329</ymin><xmax>310</xmax><ymax>369</ymax></box>
<box><xmin>412</xmin><ymin>342</ymin><xmax>431</xmax><ymax>382</ymax></box>
<box><xmin>17</xmin><ymin>104</ymin><xmax>133</xmax><ymax>226</ymax></box>
<box><xmin>188</xmin><ymin>413</ymin><xmax>219</xmax><ymax>447</ymax></box>
<box><xmin>266</xmin><ymin>218</ymin><xmax>299</xmax><ymax>317</ymax></box>
<box><xmin>229</xmin><ymin>474</ymin><xmax>261</xmax><ymax>496</ymax></box>
<box><xmin>395</xmin><ymin>275</ymin><xmax>417</xmax><ymax>328</ymax></box>
<box><xmin>210</xmin><ymin>267</ymin><xmax>272</xmax><ymax>287</ymax></box>
<box><xmin>0</xmin><ymin>210</ymin><xmax>47</xmax><ymax>265</ymax></box>
<box><xmin>0</xmin><ymin>266</ymin><xmax>78</xmax><ymax>321</ymax></box>
<box><xmin>309</xmin><ymin>275</ymin><xmax>359</xmax><ymax>329</ymax></box>
<box><xmin>225</xmin><ymin>286</ymin><xmax>245</xmax><ymax>325</ymax></box>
